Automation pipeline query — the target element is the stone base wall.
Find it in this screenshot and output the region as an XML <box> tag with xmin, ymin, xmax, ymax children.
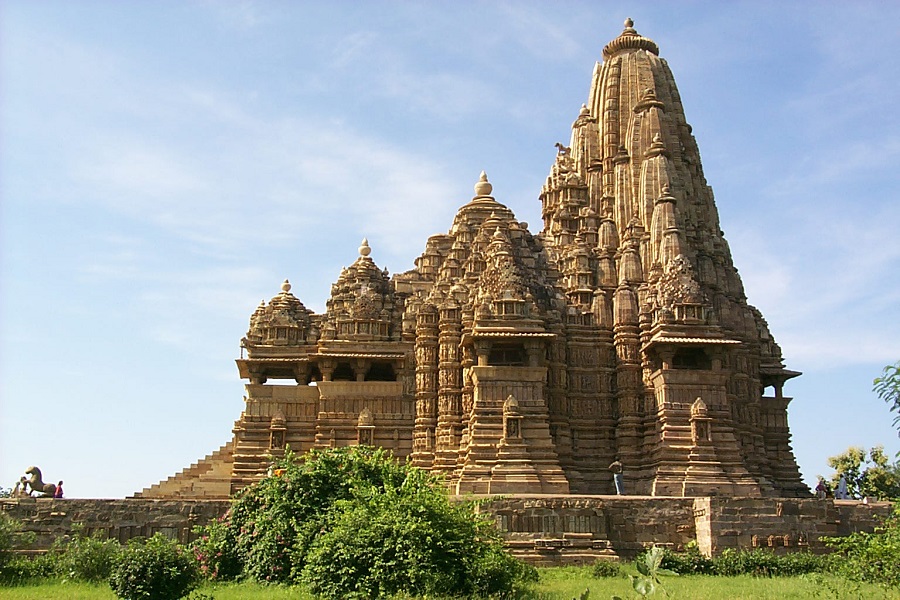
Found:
<box><xmin>1</xmin><ymin>498</ymin><xmax>230</xmax><ymax>555</ymax></box>
<box><xmin>693</xmin><ymin>497</ymin><xmax>890</xmax><ymax>556</ymax></box>
<box><xmin>478</xmin><ymin>495</ymin><xmax>891</xmax><ymax>565</ymax></box>
<box><xmin>480</xmin><ymin>495</ymin><xmax>697</xmax><ymax>565</ymax></box>
<box><xmin>2</xmin><ymin>496</ymin><xmax>890</xmax><ymax>564</ymax></box>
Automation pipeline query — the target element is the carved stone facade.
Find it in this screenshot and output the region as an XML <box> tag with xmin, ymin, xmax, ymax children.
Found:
<box><xmin>137</xmin><ymin>19</ymin><xmax>807</xmax><ymax>499</ymax></box>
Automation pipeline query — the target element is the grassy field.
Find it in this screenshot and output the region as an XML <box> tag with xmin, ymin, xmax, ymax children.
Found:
<box><xmin>1</xmin><ymin>567</ymin><xmax>898</xmax><ymax>599</ymax></box>
<box><xmin>534</xmin><ymin>565</ymin><xmax>900</xmax><ymax>599</ymax></box>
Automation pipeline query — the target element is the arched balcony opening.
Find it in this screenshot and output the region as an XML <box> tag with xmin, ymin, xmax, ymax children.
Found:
<box><xmin>365</xmin><ymin>362</ymin><xmax>397</xmax><ymax>382</ymax></box>
<box><xmin>672</xmin><ymin>347</ymin><xmax>711</xmax><ymax>370</ymax></box>
<box><xmin>332</xmin><ymin>362</ymin><xmax>356</xmax><ymax>381</ymax></box>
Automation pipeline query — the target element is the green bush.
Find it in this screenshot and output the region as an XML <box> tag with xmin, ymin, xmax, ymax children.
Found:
<box><xmin>659</xmin><ymin>543</ymin><xmax>715</xmax><ymax>575</ymax></box>
<box><xmin>210</xmin><ymin>445</ymin><xmax>412</xmax><ymax>583</ymax></box>
<box><xmin>657</xmin><ymin>545</ymin><xmax>829</xmax><ymax>577</ymax></box>
<box><xmin>52</xmin><ymin>529</ymin><xmax>122</xmax><ymax>582</ymax></box>
<box><xmin>0</xmin><ymin>511</ymin><xmax>45</xmax><ymax>585</ymax></box>
<box><xmin>196</xmin><ymin>445</ymin><xmax>536</xmax><ymax>598</ymax></box>
<box><xmin>301</xmin><ymin>468</ymin><xmax>535</xmax><ymax>599</ymax></box>
<box><xmin>591</xmin><ymin>559</ymin><xmax>622</xmax><ymax>578</ymax></box>
<box><xmin>0</xmin><ymin>554</ymin><xmax>56</xmax><ymax>585</ymax></box>
<box><xmin>192</xmin><ymin>517</ymin><xmax>241</xmax><ymax>581</ymax></box>
<box><xmin>824</xmin><ymin>503</ymin><xmax>900</xmax><ymax>588</ymax></box>
<box><xmin>0</xmin><ymin>514</ymin><xmax>16</xmax><ymax>573</ymax></box>
<box><xmin>109</xmin><ymin>534</ymin><xmax>199</xmax><ymax>600</ymax></box>
<box><xmin>715</xmin><ymin>548</ymin><xmax>784</xmax><ymax>577</ymax></box>
<box><xmin>0</xmin><ymin>511</ymin><xmax>25</xmax><ymax>570</ymax></box>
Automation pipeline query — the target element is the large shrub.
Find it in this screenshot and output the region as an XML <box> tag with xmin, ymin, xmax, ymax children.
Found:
<box><xmin>301</xmin><ymin>467</ymin><xmax>533</xmax><ymax>599</ymax></box>
<box><xmin>191</xmin><ymin>517</ymin><xmax>241</xmax><ymax>581</ymax></box>
<box><xmin>195</xmin><ymin>446</ymin><xmax>536</xmax><ymax>597</ymax></box>
<box><xmin>52</xmin><ymin>528</ymin><xmax>122</xmax><ymax>582</ymax></box>
<box><xmin>206</xmin><ymin>446</ymin><xmax>410</xmax><ymax>583</ymax></box>
<box><xmin>824</xmin><ymin>503</ymin><xmax>900</xmax><ymax>588</ymax></box>
<box><xmin>109</xmin><ymin>534</ymin><xmax>199</xmax><ymax>600</ymax></box>
<box><xmin>0</xmin><ymin>554</ymin><xmax>56</xmax><ymax>585</ymax></box>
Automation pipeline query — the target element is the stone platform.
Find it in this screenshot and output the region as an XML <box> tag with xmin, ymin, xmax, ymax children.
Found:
<box><xmin>2</xmin><ymin>496</ymin><xmax>889</xmax><ymax>565</ymax></box>
<box><xmin>475</xmin><ymin>495</ymin><xmax>890</xmax><ymax>565</ymax></box>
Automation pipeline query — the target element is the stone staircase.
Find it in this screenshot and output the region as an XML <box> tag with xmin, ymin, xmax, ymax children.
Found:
<box><xmin>132</xmin><ymin>441</ymin><xmax>234</xmax><ymax>499</ymax></box>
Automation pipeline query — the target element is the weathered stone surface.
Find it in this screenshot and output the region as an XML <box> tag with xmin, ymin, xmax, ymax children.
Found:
<box><xmin>10</xmin><ymin>496</ymin><xmax>884</xmax><ymax>565</ymax></box>
<box><xmin>139</xmin><ymin>19</ymin><xmax>808</xmax><ymax>500</ymax></box>
<box><xmin>2</xmin><ymin>498</ymin><xmax>229</xmax><ymax>555</ymax></box>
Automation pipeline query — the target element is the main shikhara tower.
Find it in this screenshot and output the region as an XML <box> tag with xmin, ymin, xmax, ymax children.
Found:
<box><xmin>138</xmin><ymin>20</ymin><xmax>808</xmax><ymax>499</ymax></box>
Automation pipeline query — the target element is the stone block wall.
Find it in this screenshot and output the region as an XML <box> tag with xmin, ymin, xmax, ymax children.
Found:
<box><xmin>2</xmin><ymin>496</ymin><xmax>890</xmax><ymax>565</ymax></box>
<box><xmin>481</xmin><ymin>495</ymin><xmax>891</xmax><ymax>564</ymax></box>
<box><xmin>693</xmin><ymin>497</ymin><xmax>891</xmax><ymax>556</ymax></box>
<box><xmin>1</xmin><ymin>498</ymin><xmax>230</xmax><ymax>555</ymax></box>
<box><xmin>479</xmin><ymin>495</ymin><xmax>698</xmax><ymax>565</ymax></box>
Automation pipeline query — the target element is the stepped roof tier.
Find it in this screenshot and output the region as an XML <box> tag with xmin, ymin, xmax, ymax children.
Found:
<box><xmin>136</xmin><ymin>19</ymin><xmax>808</xmax><ymax>500</ymax></box>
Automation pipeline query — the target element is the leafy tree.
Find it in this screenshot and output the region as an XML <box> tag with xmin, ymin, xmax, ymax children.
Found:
<box><xmin>874</xmin><ymin>361</ymin><xmax>900</xmax><ymax>437</ymax></box>
<box><xmin>826</xmin><ymin>446</ymin><xmax>900</xmax><ymax>500</ymax></box>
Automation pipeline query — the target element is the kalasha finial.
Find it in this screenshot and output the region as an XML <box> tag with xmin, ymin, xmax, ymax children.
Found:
<box><xmin>281</xmin><ymin>279</ymin><xmax>291</xmax><ymax>293</ymax></box>
<box><xmin>474</xmin><ymin>171</ymin><xmax>493</xmax><ymax>197</ymax></box>
<box><xmin>604</xmin><ymin>17</ymin><xmax>658</xmax><ymax>59</ymax></box>
<box><xmin>359</xmin><ymin>238</ymin><xmax>372</xmax><ymax>257</ymax></box>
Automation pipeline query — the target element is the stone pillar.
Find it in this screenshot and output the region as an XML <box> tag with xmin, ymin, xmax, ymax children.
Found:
<box><xmin>412</xmin><ymin>306</ymin><xmax>438</xmax><ymax>468</ymax></box>
<box><xmin>434</xmin><ymin>304</ymin><xmax>463</xmax><ymax>475</ymax></box>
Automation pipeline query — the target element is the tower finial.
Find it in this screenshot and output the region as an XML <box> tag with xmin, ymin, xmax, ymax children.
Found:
<box><xmin>603</xmin><ymin>17</ymin><xmax>658</xmax><ymax>59</ymax></box>
<box><xmin>474</xmin><ymin>171</ymin><xmax>493</xmax><ymax>197</ymax></box>
<box><xmin>359</xmin><ymin>238</ymin><xmax>372</xmax><ymax>257</ymax></box>
<box><xmin>281</xmin><ymin>279</ymin><xmax>291</xmax><ymax>293</ymax></box>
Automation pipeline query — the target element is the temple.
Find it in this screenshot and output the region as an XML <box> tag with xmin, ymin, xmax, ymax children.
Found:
<box><xmin>137</xmin><ymin>19</ymin><xmax>808</xmax><ymax>500</ymax></box>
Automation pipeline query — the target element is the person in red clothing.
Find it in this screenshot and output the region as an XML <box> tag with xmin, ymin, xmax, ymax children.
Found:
<box><xmin>53</xmin><ymin>481</ymin><xmax>64</xmax><ymax>498</ymax></box>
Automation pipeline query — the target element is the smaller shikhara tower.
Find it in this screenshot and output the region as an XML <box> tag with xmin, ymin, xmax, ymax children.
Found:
<box><xmin>136</xmin><ymin>20</ymin><xmax>808</xmax><ymax>500</ymax></box>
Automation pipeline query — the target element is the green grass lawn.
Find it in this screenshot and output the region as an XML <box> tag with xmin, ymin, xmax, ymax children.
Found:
<box><xmin>535</xmin><ymin>565</ymin><xmax>900</xmax><ymax>599</ymax></box>
<box><xmin>1</xmin><ymin>567</ymin><xmax>898</xmax><ymax>599</ymax></box>
<box><xmin>0</xmin><ymin>581</ymin><xmax>315</xmax><ymax>600</ymax></box>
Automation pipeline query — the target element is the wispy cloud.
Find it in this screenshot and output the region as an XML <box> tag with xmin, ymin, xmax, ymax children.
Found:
<box><xmin>6</xmin><ymin>22</ymin><xmax>464</xmax><ymax>265</ymax></box>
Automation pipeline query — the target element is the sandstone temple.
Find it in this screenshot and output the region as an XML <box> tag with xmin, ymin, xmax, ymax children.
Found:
<box><xmin>137</xmin><ymin>19</ymin><xmax>809</xmax><ymax>500</ymax></box>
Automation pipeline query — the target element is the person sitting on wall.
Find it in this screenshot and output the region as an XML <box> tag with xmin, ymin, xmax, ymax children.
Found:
<box><xmin>815</xmin><ymin>478</ymin><xmax>827</xmax><ymax>500</ymax></box>
<box><xmin>53</xmin><ymin>481</ymin><xmax>64</xmax><ymax>498</ymax></box>
<box><xmin>609</xmin><ymin>459</ymin><xmax>624</xmax><ymax>495</ymax></box>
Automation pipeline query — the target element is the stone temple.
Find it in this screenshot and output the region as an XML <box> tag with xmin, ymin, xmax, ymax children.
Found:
<box><xmin>138</xmin><ymin>19</ymin><xmax>809</xmax><ymax>500</ymax></box>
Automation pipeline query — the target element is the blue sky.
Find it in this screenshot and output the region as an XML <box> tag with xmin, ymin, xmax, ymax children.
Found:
<box><xmin>1</xmin><ymin>1</ymin><xmax>898</xmax><ymax>498</ymax></box>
